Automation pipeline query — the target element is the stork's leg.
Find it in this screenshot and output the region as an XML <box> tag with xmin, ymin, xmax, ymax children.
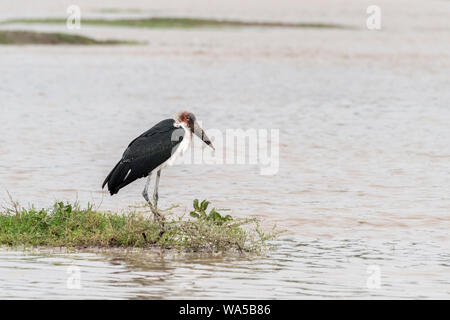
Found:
<box><xmin>142</xmin><ymin>171</ymin><xmax>163</xmax><ymax>223</ymax></box>
<box><xmin>153</xmin><ymin>169</ymin><xmax>161</xmax><ymax>208</ymax></box>
<box><xmin>142</xmin><ymin>173</ymin><xmax>153</xmax><ymax>207</ymax></box>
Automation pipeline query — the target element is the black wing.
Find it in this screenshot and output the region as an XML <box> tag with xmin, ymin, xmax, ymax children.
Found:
<box><xmin>102</xmin><ymin>119</ymin><xmax>185</xmax><ymax>195</ymax></box>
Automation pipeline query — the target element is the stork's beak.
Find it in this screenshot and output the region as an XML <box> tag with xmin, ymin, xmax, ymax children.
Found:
<box><xmin>193</xmin><ymin>121</ymin><xmax>215</xmax><ymax>150</ymax></box>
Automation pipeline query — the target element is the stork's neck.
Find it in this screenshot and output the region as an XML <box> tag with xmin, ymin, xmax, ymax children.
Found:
<box><xmin>174</xmin><ymin>120</ymin><xmax>193</xmax><ymax>139</ymax></box>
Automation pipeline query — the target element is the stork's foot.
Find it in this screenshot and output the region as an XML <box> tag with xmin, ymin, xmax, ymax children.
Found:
<box><xmin>150</xmin><ymin>194</ymin><xmax>164</xmax><ymax>220</ymax></box>
<box><xmin>146</xmin><ymin>202</ymin><xmax>165</xmax><ymax>232</ymax></box>
<box><xmin>150</xmin><ymin>205</ymin><xmax>162</xmax><ymax>220</ymax></box>
<box><xmin>153</xmin><ymin>211</ymin><xmax>165</xmax><ymax>234</ymax></box>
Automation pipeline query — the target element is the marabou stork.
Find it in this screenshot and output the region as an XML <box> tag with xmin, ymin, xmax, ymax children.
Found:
<box><xmin>102</xmin><ymin>111</ymin><xmax>214</xmax><ymax>219</ymax></box>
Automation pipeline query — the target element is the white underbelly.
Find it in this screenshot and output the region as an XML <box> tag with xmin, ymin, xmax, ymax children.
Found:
<box><xmin>155</xmin><ymin>128</ymin><xmax>191</xmax><ymax>171</ymax></box>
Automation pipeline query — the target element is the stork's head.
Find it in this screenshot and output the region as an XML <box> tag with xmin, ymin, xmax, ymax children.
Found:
<box><xmin>176</xmin><ymin>111</ymin><xmax>214</xmax><ymax>150</ymax></box>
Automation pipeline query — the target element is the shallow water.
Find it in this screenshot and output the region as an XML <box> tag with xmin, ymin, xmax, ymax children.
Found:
<box><xmin>0</xmin><ymin>0</ymin><xmax>449</xmax><ymax>299</ymax></box>
<box><xmin>1</xmin><ymin>237</ymin><xmax>448</xmax><ymax>299</ymax></box>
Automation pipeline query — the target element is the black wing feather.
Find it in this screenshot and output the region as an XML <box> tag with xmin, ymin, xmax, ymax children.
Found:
<box><xmin>102</xmin><ymin>119</ymin><xmax>185</xmax><ymax>195</ymax></box>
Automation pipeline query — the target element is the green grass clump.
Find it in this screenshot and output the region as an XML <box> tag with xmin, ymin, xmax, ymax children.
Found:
<box><xmin>0</xmin><ymin>32</ymin><xmax>13</xmax><ymax>44</ymax></box>
<box><xmin>0</xmin><ymin>200</ymin><xmax>276</xmax><ymax>253</ymax></box>
<box><xmin>1</xmin><ymin>17</ymin><xmax>353</xmax><ymax>30</ymax></box>
<box><xmin>0</xmin><ymin>30</ymin><xmax>138</xmax><ymax>45</ymax></box>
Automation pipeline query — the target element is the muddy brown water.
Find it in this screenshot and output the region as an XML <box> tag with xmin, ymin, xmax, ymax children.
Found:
<box><xmin>0</xmin><ymin>0</ymin><xmax>449</xmax><ymax>299</ymax></box>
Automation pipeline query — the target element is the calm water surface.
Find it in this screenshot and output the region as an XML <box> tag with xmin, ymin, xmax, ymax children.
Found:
<box><xmin>1</xmin><ymin>237</ymin><xmax>449</xmax><ymax>299</ymax></box>
<box><xmin>0</xmin><ymin>0</ymin><xmax>449</xmax><ymax>299</ymax></box>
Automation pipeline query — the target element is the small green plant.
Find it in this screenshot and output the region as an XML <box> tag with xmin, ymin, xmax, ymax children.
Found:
<box><xmin>189</xmin><ymin>199</ymin><xmax>232</xmax><ymax>224</ymax></box>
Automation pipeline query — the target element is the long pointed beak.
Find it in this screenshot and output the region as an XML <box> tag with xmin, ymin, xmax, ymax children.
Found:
<box><xmin>193</xmin><ymin>121</ymin><xmax>215</xmax><ymax>150</ymax></box>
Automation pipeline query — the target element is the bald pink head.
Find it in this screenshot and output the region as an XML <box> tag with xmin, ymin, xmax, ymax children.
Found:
<box><xmin>175</xmin><ymin>110</ymin><xmax>214</xmax><ymax>150</ymax></box>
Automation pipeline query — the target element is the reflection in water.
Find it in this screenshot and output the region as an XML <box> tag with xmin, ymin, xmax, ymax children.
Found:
<box><xmin>0</xmin><ymin>237</ymin><xmax>448</xmax><ymax>299</ymax></box>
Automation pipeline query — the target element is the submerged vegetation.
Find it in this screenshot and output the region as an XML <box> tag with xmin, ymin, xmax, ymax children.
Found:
<box><xmin>0</xmin><ymin>30</ymin><xmax>138</xmax><ymax>45</ymax></box>
<box><xmin>2</xmin><ymin>17</ymin><xmax>353</xmax><ymax>30</ymax></box>
<box><xmin>0</xmin><ymin>200</ymin><xmax>277</xmax><ymax>254</ymax></box>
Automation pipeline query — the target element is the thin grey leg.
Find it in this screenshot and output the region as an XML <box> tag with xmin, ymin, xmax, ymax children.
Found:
<box><xmin>153</xmin><ymin>169</ymin><xmax>161</xmax><ymax>208</ymax></box>
<box><xmin>142</xmin><ymin>171</ymin><xmax>162</xmax><ymax>223</ymax></box>
<box><xmin>142</xmin><ymin>173</ymin><xmax>153</xmax><ymax>206</ymax></box>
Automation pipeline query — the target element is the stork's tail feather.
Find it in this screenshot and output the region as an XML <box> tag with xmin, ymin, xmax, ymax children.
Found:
<box><xmin>102</xmin><ymin>160</ymin><xmax>131</xmax><ymax>195</ymax></box>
